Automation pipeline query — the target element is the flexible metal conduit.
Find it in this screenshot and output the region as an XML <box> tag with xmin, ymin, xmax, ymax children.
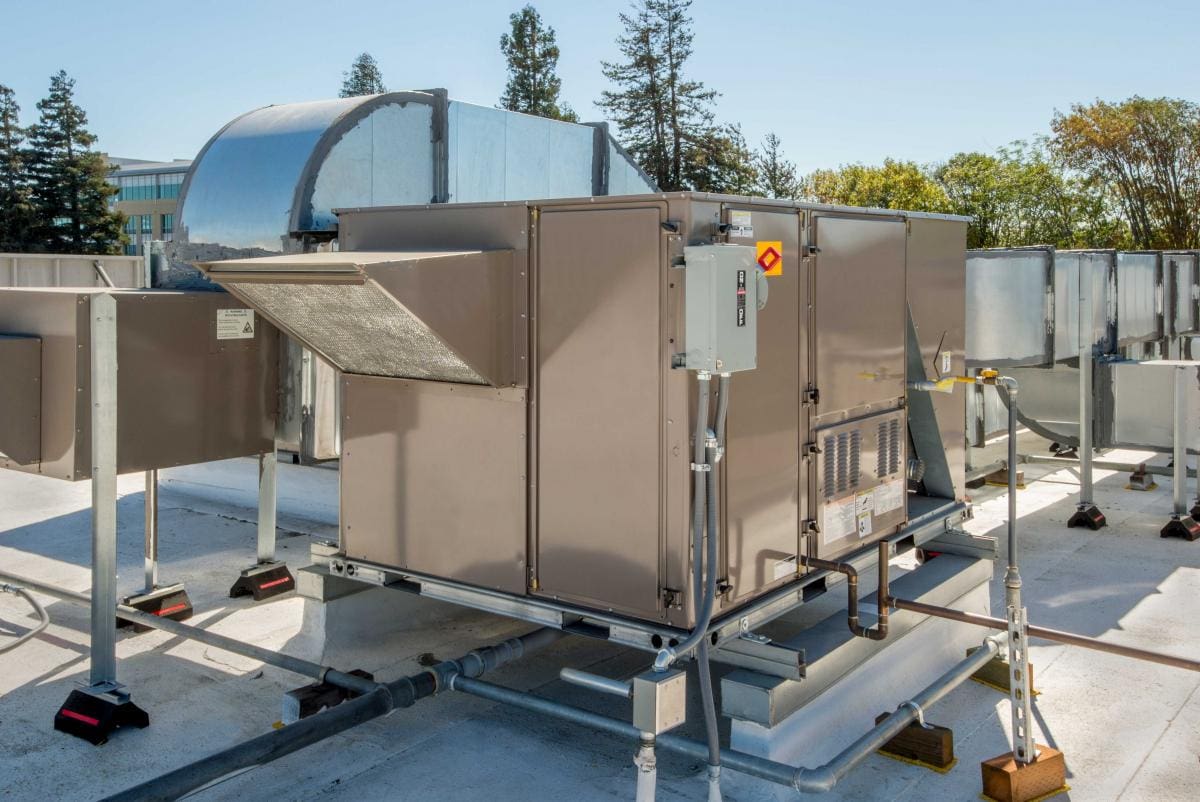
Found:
<box><xmin>801</xmin><ymin>540</ymin><xmax>890</xmax><ymax>640</ymax></box>
<box><xmin>451</xmin><ymin>631</ymin><xmax>1007</xmax><ymax>795</ymax></box>
<box><xmin>102</xmin><ymin>628</ymin><xmax>565</xmax><ymax>802</ymax></box>
<box><xmin>890</xmin><ymin>597</ymin><xmax>1200</xmax><ymax>673</ymax></box>
<box><xmin>0</xmin><ymin>569</ymin><xmax>376</xmax><ymax>696</ymax></box>
<box><xmin>0</xmin><ymin>583</ymin><xmax>50</xmax><ymax>655</ymax></box>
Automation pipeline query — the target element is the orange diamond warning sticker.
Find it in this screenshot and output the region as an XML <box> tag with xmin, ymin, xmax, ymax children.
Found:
<box><xmin>756</xmin><ymin>241</ymin><xmax>783</xmax><ymax>276</ymax></box>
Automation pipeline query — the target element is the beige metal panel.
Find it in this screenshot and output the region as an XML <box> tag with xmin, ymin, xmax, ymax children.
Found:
<box><xmin>907</xmin><ymin>217</ymin><xmax>968</xmax><ymax>500</ymax></box>
<box><xmin>812</xmin><ymin>215</ymin><xmax>907</xmax><ymax>425</ymax></box>
<box><xmin>0</xmin><ymin>335</ymin><xmax>41</xmax><ymax>464</ymax></box>
<box><xmin>720</xmin><ymin>205</ymin><xmax>803</xmax><ymax>604</ymax></box>
<box><xmin>534</xmin><ymin>205</ymin><xmax>666</xmax><ymax>619</ymax></box>
<box><xmin>0</xmin><ymin>289</ymin><xmax>89</xmax><ymax>479</ymax></box>
<box><xmin>0</xmin><ymin>253</ymin><xmax>146</xmax><ymax>288</ymax></box>
<box><xmin>112</xmin><ymin>292</ymin><xmax>277</xmax><ymax>473</ymax></box>
<box><xmin>340</xmin><ymin>375</ymin><xmax>527</xmax><ymax>594</ymax></box>
<box><xmin>815</xmin><ymin>409</ymin><xmax>907</xmax><ymax>560</ymax></box>
<box><xmin>0</xmin><ymin>289</ymin><xmax>276</xmax><ymax>480</ymax></box>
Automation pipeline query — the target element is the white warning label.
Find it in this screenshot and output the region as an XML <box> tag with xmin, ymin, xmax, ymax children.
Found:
<box><xmin>855</xmin><ymin>490</ymin><xmax>874</xmax><ymax>537</ymax></box>
<box><xmin>216</xmin><ymin>308</ymin><xmax>255</xmax><ymax>340</ymax></box>
<box><xmin>876</xmin><ymin>478</ymin><xmax>905</xmax><ymax>515</ymax></box>
<box><xmin>728</xmin><ymin>210</ymin><xmax>754</xmax><ymax>239</ymax></box>
<box><xmin>823</xmin><ymin>496</ymin><xmax>856</xmax><ymax>544</ymax></box>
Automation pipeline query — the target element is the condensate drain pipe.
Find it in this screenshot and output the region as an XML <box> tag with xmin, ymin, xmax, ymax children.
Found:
<box><xmin>802</xmin><ymin>539</ymin><xmax>890</xmax><ymax>640</ymax></box>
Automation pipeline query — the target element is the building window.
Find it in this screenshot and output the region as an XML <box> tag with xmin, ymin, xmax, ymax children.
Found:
<box><xmin>161</xmin><ymin>213</ymin><xmax>174</xmax><ymax>234</ymax></box>
<box><xmin>158</xmin><ymin>173</ymin><xmax>183</xmax><ymax>200</ymax></box>
<box><xmin>140</xmin><ymin>214</ymin><xmax>152</xmax><ymax>234</ymax></box>
<box><xmin>124</xmin><ymin>216</ymin><xmax>136</xmax><ymax>234</ymax></box>
<box><xmin>118</xmin><ymin>174</ymin><xmax>156</xmax><ymax>201</ymax></box>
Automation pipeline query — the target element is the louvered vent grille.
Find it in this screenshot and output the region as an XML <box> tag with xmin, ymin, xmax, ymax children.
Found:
<box><xmin>824</xmin><ymin>431</ymin><xmax>863</xmax><ymax>498</ymax></box>
<box><xmin>823</xmin><ymin>435</ymin><xmax>836</xmax><ymax>498</ymax></box>
<box><xmin>875</xmin><ymin>418</ymin><xmax>903</xmax><ymax>477</ymax></box>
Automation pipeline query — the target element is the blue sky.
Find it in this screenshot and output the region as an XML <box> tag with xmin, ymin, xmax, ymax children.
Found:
<box><xmin>2</xmin><ymin>0</ymin><xmax>1197</xmax><ymax>173</ymax></box>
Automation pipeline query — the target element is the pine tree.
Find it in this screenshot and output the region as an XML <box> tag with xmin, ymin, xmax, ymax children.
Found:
<box><xmin>599</xmin><ymin>0</ymin><xmax>735</xmax><ymax>191</ymax></box>
<box><xmin>340</xmin><ymin>53</ymin><xmax>387</xmax><ymax>98</ymax></box>
<box><xmin>754</xmin><ymin>132</ymin><xmax>800</xmax><ymax>199</ymax></box>
<box><xmin>0</xmin><ymin>84</ymin><xmax>35</xmax><ymax>251</ymax></box>
<box><xmin>24</xmin><ymin>71</ymin><xmax>123</xmax><ymax>254</ymax></box>
<box><xmin>685</xmin><ymin>123</ymin><xmax>758</xmax><ymax>194</ymax></box>
<box><xmin>499</xmin><ymin>5</ymin><xmax>578</xmax><ymax>122</ymax></box>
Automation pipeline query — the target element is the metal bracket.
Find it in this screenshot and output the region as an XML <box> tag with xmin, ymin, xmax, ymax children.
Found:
<box><xmin>1008</xmin><ymin>605</ymin><xmax>1037</xmax><ymax>764</ymax></box>
<box><xmin>713</xmin><ymin>634</ymin><xmax>806</xmax><ymax>680</ymax></box>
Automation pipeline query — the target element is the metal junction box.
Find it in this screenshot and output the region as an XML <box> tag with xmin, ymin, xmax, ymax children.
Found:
<box><xmin>683</xmin><ymin>244</ymin><xmax>760</xmax><ymax>373</ymax></box>
<box><xmin>0</xmin><ymin>289</ymin><xmax>278</xmax><ymax>480</ymax></box>
<box><xmin>201</xmin><ymin>193</ymin><xmax>967</xmax><ymax>630</ymax></box>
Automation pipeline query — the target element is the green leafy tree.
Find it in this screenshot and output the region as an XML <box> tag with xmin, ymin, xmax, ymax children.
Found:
<box><xmin>600</xmin><ymin>0</ymin><xmax>735</xmax><ymax>191</ymax></box>
<box><xmin>1051</xmin><ymin>97</ymin><xmax>1200</xmax><ymax>249</ymax></box>
<box><xmin>24</xmin><ymin>71</ymin><xmax>123</xmax><ymax>254</ymax></box>
<box><xmin>684</xmin><ymin>123</ymin><xmax>757</xmax><ymax>194</ymax></box>
<box><xmin>0</xmin><ymin>84</ymin><xmax>35</xmax><ymax>251</ymax></box>
<box><xmin>936</xmin><ymin>140</ymin><xmax>1125</xmax><ymax>249</ymax></box>
<box><xmin>803</xmin><ymin>159</ymin><xmax>952</xmax><ymax>213</ymax></box>
<box><xmin>340</xmin><ymin>52</ymin><xmax>386</xmax><ymax>98</ymax></box>
<box><xmin>499</xmin><ymin>5</ymin><xmax>577</xmax><ymax>122</ymax></box>
<box><xmin>754</xmin><ymin>132</ymin><xmax>800</xmax><ymax>199</ymax></box>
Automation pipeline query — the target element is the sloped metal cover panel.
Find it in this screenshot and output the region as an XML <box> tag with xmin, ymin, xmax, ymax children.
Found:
<box><xmin>200</xmin><ymin>251</ymin><xmax>516</xmax><ymax>386</ymax></box>
<box><xmin>232</xmin><ymin>280</ymin><xmax>486</xmax><ymax>383</ymax></box>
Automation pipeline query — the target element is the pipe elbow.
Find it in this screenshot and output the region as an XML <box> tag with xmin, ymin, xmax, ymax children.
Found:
<box><xmin>653</xmin><ymin>647</ymin><xmax>677</xmax><ymax>672</ymax></box>
<box><xmin>792</xmin><ymin>766</ymin><xmax>836</xmax><ymax>794</ymax></box>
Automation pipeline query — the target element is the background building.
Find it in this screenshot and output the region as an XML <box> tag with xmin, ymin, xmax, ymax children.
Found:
<box><xmin>108</xmin><ymin>157</ymin><xmax>191</xmax><ymax>254</ymax></box>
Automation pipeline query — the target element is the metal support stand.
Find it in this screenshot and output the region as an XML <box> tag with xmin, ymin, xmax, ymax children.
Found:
<box><xmin>999</xmin><ymin>379</ymin><xmax>1035</xmax><ymax>765</ymax></box>
<box><xmin>55</xmin><ymin>293</ymin><xmax>149</xmax><ymax>745</ymax></box>
<box><xmin>118</xmin><ymin>469</ymin><xmax>193</xmax><ymax>629</ymax></box>
<box><xmin>1161</xmin><ymin>366</ymin><xmax>1200</xmax><ymax>540</ymax></box>
<box><xmin>1069</xmin><ymin>260</ymin><xmax>1107</xmax><ymax>530</ymax></box>
<box><xmin>229</xmin><ymin>450</ymin><xmax>295</xmax><ymax>600</ymax></box>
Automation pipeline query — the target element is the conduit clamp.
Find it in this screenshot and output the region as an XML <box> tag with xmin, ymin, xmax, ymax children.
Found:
<box><xmin>690</xmin><ymin>462</ymin><xmax>712</xmax><ymax>472</ymax></box>
<box><xmin>897</xmin><ymin>699</ymin><xmax>932</xmax><ymax>730</ymax></box>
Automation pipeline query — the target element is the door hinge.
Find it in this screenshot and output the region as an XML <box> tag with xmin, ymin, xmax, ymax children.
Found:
<box><xmin>806</xmin><ymin>245</ymin><xmax>821</xmax><ymax>255</ymax></box>
<box><xmin>803</xmin><ymin>441</ymin><xmax>821</xmax><ymax>459</ymax></box>
<box><xmin>803</xmin><ymin>386</ymin><xmax>820</xmax><ymax>406</ymax></box>
<box><xmin>661</xmin><ymin>587</ymin><xmax>683</xmax><ymax>609</ymax></box>
<box><xmin>803</xmin><ymin>519</ymin><xmax>820</xmax><ymax>536</ymax></box>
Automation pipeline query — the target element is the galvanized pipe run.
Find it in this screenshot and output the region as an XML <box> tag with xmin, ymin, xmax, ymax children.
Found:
<box><xmin>102</xmin><ymin>628</ymin><xmax>565</xmax><ymax>802</ymax></box>
<box><xmin>891</xmin><ymin>596</ymin><xmax>1200</xmax><ymax>673</ymax></box>
<box><xmin>0</xmin><ymin>569</ymin><xmax>376</xmax><ymax>696</ymax></box>
<box><xmin>451</xmin><ymin>632</ymin><xmax>1007</xmax><ymax>795</ymax></box>
<box><xmin>1024</xmin><ymin>454</ymin><xmax>1197</xmax><ymax>479</ymax></box>
<box><xmin>801</xmin><ymin>540</ymin><xmax>890</xmax><ymax>640</ymax></box>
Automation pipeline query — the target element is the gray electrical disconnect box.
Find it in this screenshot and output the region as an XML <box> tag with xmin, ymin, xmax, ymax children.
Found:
<box><xmin>683</xmin><ymin>244</ymin><xmax>762</xmax><ymax>373</ymax></box>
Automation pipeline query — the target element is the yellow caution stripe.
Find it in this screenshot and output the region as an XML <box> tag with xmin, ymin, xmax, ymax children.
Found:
<box><xmin>877</xmin><ymin>749</ymin><xmax>958</xmax><ymax>774</ymax></box>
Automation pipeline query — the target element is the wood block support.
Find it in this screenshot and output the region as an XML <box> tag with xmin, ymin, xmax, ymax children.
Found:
<box><xmin>875</xmin><ymin>711</ymin><xmax>954</xmax><ymax>769</ymax></box>
<box><xmin>981</xmin><ymin>745</ymin><xmax>1067</xmax><ymax>802</ymax></box>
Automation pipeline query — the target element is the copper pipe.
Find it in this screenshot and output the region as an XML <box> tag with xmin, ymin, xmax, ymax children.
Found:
<box><xmin>803</xmin><ymin>540</ymin><xmax>890</xmax><ymax>640</ymax></box>
<box><xmin>891</xmin><ymin>596</ymin><xmax>1200</xmax><ymax>673</ymax></box>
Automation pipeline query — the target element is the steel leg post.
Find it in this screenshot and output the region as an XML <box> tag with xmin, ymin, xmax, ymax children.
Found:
<box><xmin>1069</xmin><ymin>260</ymin><xmax>1107</xmax><ymax>530</ymax></box>
<box><xmin>144</xmin><ymin>470</ymin><xmax>158</xmax><ymax>593</ymax></box>
<box><xmin>229</xmin><ymin>450</ymin><xmax>295</xmax><ymax>600</ymax></box>
<box><xmin>90</xmin><ymin>293</ymin><xmax>119</xmax><ymax>688</ymax></box>
<box><xmin>1162</xmin><ymin>366</ymin><xmax>1200</xmax><ymax>539</ymax></box>
<box><xmin>257</xmin><ymin>451</ymin><xmax>277</xmax><ymax>564</ymax></box>
<box><xmin>119</xmin><ymin>467</ymin><xmax>193</xmax><ymax>631</ymax></box>
<box><xmin>55</xmin><ymin>293</ymin><xmax>150</xmax><ymax>744</ymax></box>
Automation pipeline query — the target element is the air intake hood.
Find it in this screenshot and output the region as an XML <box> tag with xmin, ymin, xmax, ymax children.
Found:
<box><xmin>198</xmin><ymin>250</ymin><xmax>525</xmax><ymax>387</ymax></box>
